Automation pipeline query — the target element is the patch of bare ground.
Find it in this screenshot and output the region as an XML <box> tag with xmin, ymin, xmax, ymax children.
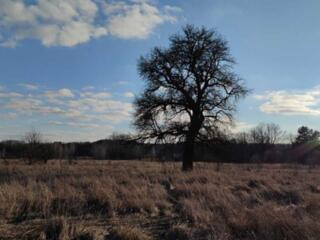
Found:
<box><xmin>0</xmin><ymin>160</ymin><xmax>320</xmax><ymax>239</ymax></box>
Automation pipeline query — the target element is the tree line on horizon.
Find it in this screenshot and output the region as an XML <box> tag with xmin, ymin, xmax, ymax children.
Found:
<box><xmin>0</xmin><ymin>124</ymin><xmax>319</xmax><ymax>166</ymax></box>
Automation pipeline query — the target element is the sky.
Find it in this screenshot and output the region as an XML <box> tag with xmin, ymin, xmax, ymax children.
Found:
<box><xmin>0</xmin><ymin>0</ymin><xmax>320</xmax><ymax>142</ymax></box>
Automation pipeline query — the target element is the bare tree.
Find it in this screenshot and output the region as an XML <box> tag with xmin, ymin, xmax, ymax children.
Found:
<box><xmin>248</xmin><ymin>123</ymin><xmax>285</xmax><ymax>145</ymax></box>
<box><xmin>24</xmin><ymin>129</ymin><xmax>42</xmax><ymax>145</ymax></box>
<box><xmin>134</xmin><ymin>25</ymin><xmax>249</xmax><ymax>171</ymax></box>
<box><xmin>24</xmin><ymin>129</ymin><xmax>42</xmax><ymax>164</ymax></box>
<box><xmin>24</xmin><ymin>129</ymin><xmax>53</xmax><ymax>164</ymax></box>
<box><xmin>265</xmin><ymin>123</ymin><xmax>285</xmax><ymax>144</ymax></box>
<box><xmin>235</xmin><ymin>132</ymin><xmax>250</xmax><ymax>144</ymax></box>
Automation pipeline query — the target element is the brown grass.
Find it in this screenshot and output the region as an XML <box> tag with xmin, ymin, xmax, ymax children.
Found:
<box><xmin>106</xmin><ymin>226</ymin><xmax>151</xmax><ymax>240</ymax></box>
<box><xmin>0</xmin><ymin>160</ymin><xmax>320</xmax><ymax>239</ymax></box>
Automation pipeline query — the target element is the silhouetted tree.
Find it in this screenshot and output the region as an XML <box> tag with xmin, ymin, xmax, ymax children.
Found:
<box><xmin>294</xmin><ymin>126</ymin><xmax>320</xmax><ymax>145</ymax></box>
<box><xmin>134</xmin><ymin>25</ymin><xmax>249</xmax><ymax>170</ymax></box>
<box><xmin>249</xmin><ymin>123</ymin><xmax>285</xmax><ymax>145</ymax></box>
<box><xmin>24</xmin><ymin>129</ymin><xmax>42</xmax><ymax>164</ymax></box>
<box><xmin>110</xmin><ymin>133</ymin><xmax>133</xmax><ymax>142</ymax></box>
<box><xmin>235</xmin><ymin>132</ymin><xmax>250</xmax><ymax>144</ymax></box>
<box><xmin>24</xmin><ymin>129</ymin><xmax>53</xmax><ymax>164</ymax></box>
<box><xmin>24</xmin><ymin>129</ymin><xmax>42</xmax><ymax>145</ymax></box>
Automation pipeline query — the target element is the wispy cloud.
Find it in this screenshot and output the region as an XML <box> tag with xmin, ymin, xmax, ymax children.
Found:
<box><xmin>43</xmin><ymin>88</ymin><xmax>74</xmax><ymax>98</ymax></box>
<box><xmin>82</xmin><ymin>86</ymin><xmax>95</xmax><ymax>91</ymax></box>
<box><xmin>0</xmin><ymin>0</ymin><xmax>181</xmax><ymax>47</ymax></box>
<box><xmin>44</xmin><ymin>125</ymin><xmax>114</xmax><ymax>142</ymax></box>
<box><xmin>80</xmin><ymin>91</ymin><xmax>112</xmax><ymax>99</ymax></box>
<box><xmin>18</xmin><ymin>83</ymin><xmax>39</xmax><ymax>90</ymax></box>
<box><xmin>230</xmin><ymin>121</ymin><xmax>254</xmax><ymax>133</ymax></box>
<box><xmin>1</xmin><ymin>87</ymin><xmax>133</xmax><ymax>128</ymax></box>
<box><xmin>49</xmin><ymin>121</ymin><xmax>100</xmax><ymax>128</ymax></box>
<box><xmin>5</xmin><ymin>97</ymin><xmax>65</xmax><ymax>115</ymax></box>
<box><xmin>0</xmin><ymin>92</ymin><xmax>23</xmax><ymax>98</ymax></box>
<box><xmin>255</xmin><ymin>85</ymin><xmax>320</xmax><ymax>116</ymax></box>
<box><xmin>123</xmin><ymin>91</ymin><xmax>134</xmax><ymax>98</ymax></box>
<box><xmin>117</xmin><ymin>81</ymin><xmax>129</xmax><ymax>85</ymax></box>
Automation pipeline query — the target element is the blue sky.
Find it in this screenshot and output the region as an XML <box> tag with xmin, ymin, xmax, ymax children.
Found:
<box><xmin>0</xmin><ymin>0</ymin><xmax>320</xmax><ymax>141</ymax></box>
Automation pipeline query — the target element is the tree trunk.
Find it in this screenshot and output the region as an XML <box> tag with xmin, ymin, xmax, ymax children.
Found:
<box><xmin>182</xmin><ymin>111</ymin><xmax>203</xmax><ymax>171</ymax></box>
<box><xmin>182</xmin><ymin>135</ymin><xmax>195</xmax><ymax>171</ymax></box>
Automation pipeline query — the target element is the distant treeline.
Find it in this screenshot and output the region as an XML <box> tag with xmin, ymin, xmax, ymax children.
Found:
<box><xmin>1</xmin><ymin>124</ymin><xmax>320</xmax><ymax>165</ymax></box>
<box><xmin>0</xmin><ymin>139</ymin><xmax>319</xmax><ymax>165</ymax></box>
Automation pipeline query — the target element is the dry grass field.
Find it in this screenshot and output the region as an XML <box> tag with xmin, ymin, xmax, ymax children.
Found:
<box><xmin>0</xmin><ymin>160</ymin><xmax>320</xmax><ymax>240</ymax></box>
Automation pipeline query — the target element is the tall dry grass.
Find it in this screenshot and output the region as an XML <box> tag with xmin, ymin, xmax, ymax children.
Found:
<box><xmin>0</xmin><ymin>160</ymin><xmax>319</xmax><ymax>239</ymax></box>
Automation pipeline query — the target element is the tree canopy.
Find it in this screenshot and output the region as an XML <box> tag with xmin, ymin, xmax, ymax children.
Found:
<box><xmin>134</xmin><ymin>25</ymin><xmax>249</xmax><ymax>170</ymax></box>
<box><xmin>294</xmin><ymin>126</ymin><xmax>320</xmax><ymax>145</ymax></box>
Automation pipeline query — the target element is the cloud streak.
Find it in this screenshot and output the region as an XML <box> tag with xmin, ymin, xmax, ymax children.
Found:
<box><xmin>0</xmin><ymin>87</ymin><xmax>134</xmax><ymax>132</ymax></box>
<box><xmin>123</xmin><ymin>91</ymin><xmax>134</xmax><ymax>98</ymax></box>
<box><xmin>255</xmin><ymin>85</ymin><xmax>320</xmax><ymax>116</ymax></box>
<box><xmin>18</xmin><ymin>83</ymin><xmax>39</xmax><ymax>90</ymax></box>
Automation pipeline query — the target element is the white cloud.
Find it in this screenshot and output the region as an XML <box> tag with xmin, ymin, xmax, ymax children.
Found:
<box><xmin>105</xmin><ymin>0</ymin><xmax>179</xmax><ymax>39</ymax></box>
<box><xmin>44</xmin><ymin>125</ymin><xmax>114</xmax><ymax>142</ymax></box>
<box><xmin>1</xmin><ymin>87</ymin><xmax>133</xmax><ymax>124</ymax></box>
<box><xmin>44</xmin><ymin>88</ymin><xmax>74</xmax><ymax>98</ymax></box>
<box><xmin>230</xmin><ymin>121</ymin><xmax>254</xmax><ymax>133</ymax></box>
<box><xmin>117</xmin><ymin>81</ymin><xmax>128</xmax><ymax>85</ymax></box>
<box><xmin>5</xmin><ymin>97</ymin><xmax>65</xmax><ymax>115</ymax></box>
<box><xmin>82</xmin><ymin>86</ymin><xmax>95</xmax><ymax>91</ymax></box>
<box><xmin>18</xmin><ymin>83</ymin><xmax>39</xmax><ymax>90</ymax></box>
<box><xmin>255</xmin><ymin>85</ymin><xmax>320</xmax><ymax>116</ymax></box>
<box><xmin>49</xmin><ymin>120</ymin><xmax>100</xmax><ymax>128</ymax></box>
<box><xmin>0</xmin><ymin>0</ymin><xmax>106</xmax><ymax>47</ymax></box>
<box><xmin>163</xmin><ymin>5</ymin><xmax>183</xmax><ymax>13</ymax></box>
<box><xmin>0</xmin><ymin>86</ymin><xmax>137</xmax><ymax>141</ymax></box>
<box><xmin>0</xmin><ymin>92</ymin><xmax>23</xmax><ymax>98</ymax></box>
<box><xmin>64</xmin><ymin>97</ymin><xmax>133</xmax><ymax>123</ymax></box>
<box><xmin>0</xmin><ymin>0</ymin><xmax>181</xmax><ymax>47</ymax></box>
<box><xmin>80</xmin><ymin>91</ymin><xmax>112</xmax><ymax>99</ymax></box>
<box><xmin>123</xmin><ymin>91</ymin><xmax>134</xmax><ymax>98</ymax></box>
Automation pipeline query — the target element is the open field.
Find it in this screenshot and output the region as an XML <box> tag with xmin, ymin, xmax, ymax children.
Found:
<box><xmin>0</xmin><ymin>160</ymin><xmax>320</xmax><ymax>240</ymax></box>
